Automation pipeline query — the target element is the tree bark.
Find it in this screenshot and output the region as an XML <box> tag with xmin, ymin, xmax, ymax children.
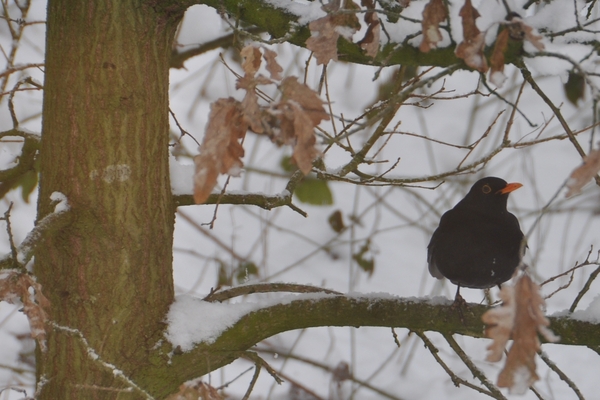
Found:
<box><xmin>36</xmin><ymin>1</ymin><xmax>183</xmax><ymax>398</ymax></box>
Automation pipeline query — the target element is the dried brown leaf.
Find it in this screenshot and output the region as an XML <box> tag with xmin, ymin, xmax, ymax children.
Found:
<box><xmin>455</xmin><ymin>0</ymin><xmax>488</xmax><ymax>72</ymax></box>
<box><xmin>489</xmin><ymin>29</ymin><xmax>509</xmax><ymax>87</ymax></box>
<box><xmin>306</xmin><ymin>1</ymin><xmax>360</xmax><ymax>65</ymax></box>
<box><xmin>482</xmin><ymin>284</ymin><xmax>515</xmax><ymax>362</ymax></box>
<box><xmin>331</xmin><ymin>0</ymin><xmax>361</xmax><ymax>33</ymax></box>
<box><xmin>194</xmin><ymin>98</ymin><xmax>247</xmax><ymax>204</ymax></box>
<box><xmin>236</xmin><ymin>74</ymin><xmax>270</xmax><ymax>134</ymax></box>
<box><xmin>521</xmin><ymin>21</ymin><xmax>545</xmax><ymax>51</ymax></box>
<box><xmin>419</xmin><ymin>0</ymin><xmax>448</xmax><ymax>53</ymax></box>
<box><xmin>332</xmin><ymin>361</ymin><xmax>352</xmax><ymax>382</ymax></box>
<box><xmin>279</xmin><ymin>77</ymin><xmax>330</xmax><ymax>126</ymax></box>
<box><xmin>241</xmin><ymin>87</ymin><xmax>264</xmax><ymax>134</ymax></box>
<box><xmin>263</xmin><ymin>48</ymin><xmax>283</xmax><ymax>81</ymax></box>
<box><xmin>271</xmin><ymin>77</ymin><xmax>330</xmax><ymax>174</ymax></box>
<box><xmin>0</xmin><ymin>270</ymin><xmax>50</xmax><ymax>352</ymax></box>
<box><xmin>566</xmin><ymin>149</ymin><xmax>600</xmax><ymax>197</ymax></box>
<box><xmin>483</xmin><ymin>274</ymin><xmax>559</xmax><ymax>394</ymax></box>
<box><xmin>290</xmin><ymin>102</ymin><xmax>319</xmax><ymax>174</ymax></box>
<box><xmin>307</xmin><ymin>15</ymin><xmax>339</xmax><ymax>65</ymax></box>
<box><xmin>358</xmin><ymin>0</ymin><xmax>381</xmax><ymax>58</ymax></box>
<box><xmin>240</xmin><ymin>45</ymin><xmax>262</xmax><ymax>77</ymax></box>
<box><xmin>456</xmin><ymin>32</ymin><xmax>488</xmax><ymax>72</ymax></box>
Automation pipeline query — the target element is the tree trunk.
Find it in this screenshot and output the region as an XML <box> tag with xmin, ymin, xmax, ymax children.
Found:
<box><xmin>36</xmin><ymin>1</ymin><xmax>182</xmax><ymax>398</ymax></box>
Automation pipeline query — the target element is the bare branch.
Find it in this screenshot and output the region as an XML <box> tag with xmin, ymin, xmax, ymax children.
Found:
<box><xmin>203</xmin><ymin>282</ymin><xmax>342</xmax><ymax>302</ymax></box>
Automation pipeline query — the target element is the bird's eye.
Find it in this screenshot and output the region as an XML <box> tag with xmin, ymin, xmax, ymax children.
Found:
<box><xmin>482</xmin><ymin>184</ymin><xmax>492</xmax><ymax>194</ymax></box>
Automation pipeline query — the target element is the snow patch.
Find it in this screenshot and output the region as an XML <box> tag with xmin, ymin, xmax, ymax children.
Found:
<box><xmin>570</xmin><ymin>294</ymin><xmax>600</xmax><ymax>324</ymax></box>
<box><xmin>50</xmin><ymin>192</ymin><xmax>69</xmax><ymax>213</ymax></box>
<box><xmin>165</xmin><ymin>295</ymin><xmax>260</xmax><ymax>351</ymax></box>
<box><xmin>170</xmin><ymin>155</ymin><xmax>194</xmax><ymax>195</ymax></box>
<box><xmin>264</xmin><ymin>0</ymin><xmax>326</xmax><ymax>25</ymax></box>
<box><xmin>508</xmin><ymin>365</ymin><xmax>532</xmax><ymax>395</ymax></box>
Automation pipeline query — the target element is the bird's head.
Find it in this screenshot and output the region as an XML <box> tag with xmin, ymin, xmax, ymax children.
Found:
<box><xmin>459</xmin><ymin>177</ymin><xmax>522</xmax><ymax>212</ymax></box>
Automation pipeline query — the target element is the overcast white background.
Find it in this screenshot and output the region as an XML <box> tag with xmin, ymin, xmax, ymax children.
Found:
<box><xmin>1</xmin><ymin>0</ymin><xmax>600</xmax><ymax>399</ymax></box>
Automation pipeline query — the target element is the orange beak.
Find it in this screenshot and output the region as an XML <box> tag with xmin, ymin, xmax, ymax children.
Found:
<box><xmin>497</xmin><ymin>182</ymin><xmax>523</xmax><ymax>195</ymax></box>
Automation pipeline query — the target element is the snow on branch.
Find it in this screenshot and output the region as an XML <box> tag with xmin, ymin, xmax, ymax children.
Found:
<box><xmin>14</xmin><ymin>191</ymin><xmax>71</xmax><ymax>266</ymax></box>
<box><xmin>51</xmin><ymin>322</ymin><xmax>155</xmax><ymax>399</ymax></box>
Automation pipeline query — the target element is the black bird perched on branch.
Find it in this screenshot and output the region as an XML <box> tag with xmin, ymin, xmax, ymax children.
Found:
<box><xmin>427</xmin><ymin>177</ymin><xmax>525</xmax><ymax>303</ymax></box>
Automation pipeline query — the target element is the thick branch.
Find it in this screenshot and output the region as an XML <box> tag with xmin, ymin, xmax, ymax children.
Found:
<box><xmin>174</xmin><ymin>169</ymin><xmax>307</xmax><ymax>216</ymax></box>
<box><xmin>147</xmin><ymin>294</ymin><xmax>600</xmax><ymax>398</ymax></box>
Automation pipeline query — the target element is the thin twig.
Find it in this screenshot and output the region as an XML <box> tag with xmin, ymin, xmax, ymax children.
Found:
<box><xmin>540</xmin><ymin>246</ymin><xmax>598</xmax><ymax>287</ymax></box>
<box><xmin>204</xmin><ymin>175</ymin><xmax>232</xmax><ymax>229</ymax></box>
<box><xmin>337</xmin><ymin>65</ymin><xmax>460</xmax><ymax>177</ymax></box>
<box><xmin>169</xmin><ymin>108</ymin><xmax>200</xmax><ymax>146</ymax></box>
<box><xmin>257</xmin><ymin>346</ymin><xmax>404</xmax><ymax>400</ymax></box>
<box><xmin>413</xmin><ymin>331</ymin><xmax>497</xmax><ymax>397</ymax></box>
<box><xmin>570</xmin><ymin>264</ymin><xmax>600</xmax><ymax>312</ymax></box>
<box><xmin>391</xmin><ymin>327</ymin><xmax>401</xmax><ymax>348</ymax></box>
<box><xmin>443</xmin><ymin>334</ymin><xmax>507</xmax><ymax>400</ymax></box>
<box><xmin>456</xmin><ymin>111</ymin><xmax>505</xmax><ymax>170</ymax></box>
<box><xmin>241</xmin><ymin>365</ymin><xmax>261</xmax><ymax>400</ymax></box>
<box><xmin>215</xmin><ymin>367</ymin><xmax>254</xmax><ymax>390</ymax></box>
<box><xmin>519</xmin><ymin>64</ymin><xmax>596</xmax><ymax>183</ymax></box>
<box><xmin>480</xmin><ymin>77</ymin><xmax>537</xmax><ymax>128</ymax></box>
<box><xmin>242</xmin><ymin>351</ymin><xmax>283</xmax><ymax>384</ymax></box>
<box><xmin>2</xmin><ymin>203</ymin><xmax>18</xmax><ymax>265</ymax></box>
<box><xmin>539</xmin><ymin>351</ymin><xmax>585</xmax><ymax>400</ymax></box>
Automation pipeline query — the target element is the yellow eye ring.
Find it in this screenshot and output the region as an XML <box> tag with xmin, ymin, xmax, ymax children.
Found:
<box><xmin>482</xmin><ymin>184</ymin><xmax>492</xmax><ymax>194</ymax></box>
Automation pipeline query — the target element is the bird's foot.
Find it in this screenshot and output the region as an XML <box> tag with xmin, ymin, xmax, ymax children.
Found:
<box><xmin>451</xmin><ymin>293</ymin><xmax>469</xmax><ymax>323</ymax></box>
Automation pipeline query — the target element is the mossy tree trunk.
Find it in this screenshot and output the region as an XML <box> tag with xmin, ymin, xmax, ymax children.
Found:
<box><xmin>35</xmin><ymin>1</ymin><xmax>183</xmax><ymax>398</ymax></box>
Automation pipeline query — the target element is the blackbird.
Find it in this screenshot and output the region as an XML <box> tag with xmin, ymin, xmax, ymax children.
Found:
<box><xmin>427</xmin><ymin>177</ymin><xmax>525</xmax><ymax>302</ymax></box>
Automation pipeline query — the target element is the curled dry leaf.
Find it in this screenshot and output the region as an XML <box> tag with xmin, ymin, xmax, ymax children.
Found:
<box><xmin>240</xmin><ymin>45</ymin><xmax>262</xmax><ymax>77</ymax></box>
<box><xmin>306</xmin><ymin>0</ymin><xmax>360</xmax><ymax>65</ymax></box>
<box><xmin>489</xmin><ymin>29</ymin><xmax>509</xmax><ymax>87</ymax></box>
<box><xmin>276</xmin><ymin>77</ymin><xmax>330</xmax><ymax>174</ymax></box>
<box><xmin>193</xmin><ymin>98</ymin><xmax>247</xmax><ymax>204</ymax></box>
<box><xmin>482</xmin><ymin>284</ymin><xmax>515</xmax><ymax>362</ymax></box>
<box><xmin>419</xmin><ymin>0</ymin><xmax>448</xmax><ymax>53</ymax></box>
<box><xmin>0</xmin><ymin>270</ymin><xmax>50</xmax><ymax>352</ymax></box>
<box><xmin>279</xmin><ymin>77</ymin><xmax>330</xmax><ymax>127</ymax></box>
<box><xmin>455</xmin><ymin>0</ymin><xmax>488</xmax><ymax>72</ymax></box>
<box><xmin>240</xmin><ymin>84</ymin><xmax>263</xmax><ymax>134</ymax></box>
<box><xmin>482</xmin><ymin>274</ymin><xmax>559</xmax><ymax>394</ymax></box>
<box><xmin>332</xmin><ymin>361</ymin><xmax>352</xmax><ymax>382</ymax></box>
<box><xmin>307</xmin><ymin>16</ymin><xmax>340</xmax><ymax>65</ymax></box>
<box><xmin>263</xmin><ymin>48</ymin><xmax>283</xmax><ymax>81</ymax></box>
<box><xmin>566</xmin><ymin>149</ymin><xmax>600</xmax><ymax>197</ymax></box>
<box><xmin>288</xmin><ymin>101</ymin><xmax>319</xmax><ymax>174</ymax></box>
<box><xmin>237</xmin><ymin>73</ymin><xmax>271</xmax><ymax>135</ymax></box>
<box><xmin>237</xmin><ymin>46</ymin><xmax>277</xmax><ymax>134</ymax></box>
<box><xmin>358</xmin><ymin>0</ymin><xmax>380</xmax><ymax>58</ymax></box>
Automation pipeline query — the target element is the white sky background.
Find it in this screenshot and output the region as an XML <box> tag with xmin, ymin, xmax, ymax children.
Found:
<box><xmin>1</xmin><ymin>0</ymin><xmax>600</xmax><ymax>399</ymax></box>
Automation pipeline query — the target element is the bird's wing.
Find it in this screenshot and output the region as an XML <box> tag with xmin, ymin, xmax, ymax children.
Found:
<box><xmin>427</xmin><ymin>227</ymin><xmax>445</xmax><ymax>279</ymax></box>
